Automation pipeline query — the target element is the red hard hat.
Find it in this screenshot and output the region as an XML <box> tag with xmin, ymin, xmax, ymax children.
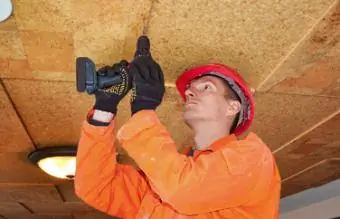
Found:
<box><xmin>175</xmin><ymin>64</ymin><xmax>254</xmax><ymax>136</ymax></box>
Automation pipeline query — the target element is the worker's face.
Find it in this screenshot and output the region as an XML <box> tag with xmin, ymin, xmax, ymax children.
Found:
<box><xmin>183</xmin><ymin>75</ymin><xmax>241</xmax><ymax>126</ymax></box>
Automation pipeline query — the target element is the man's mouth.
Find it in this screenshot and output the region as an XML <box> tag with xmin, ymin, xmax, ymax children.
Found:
<box><xmin>185</xmin><ymin>100</ymin><xmax>198</xmax><ymax>107</ymax></box>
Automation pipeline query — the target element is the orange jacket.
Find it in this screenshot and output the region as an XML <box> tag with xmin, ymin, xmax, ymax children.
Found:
<box><xmin>75</xmin><ymin>110</ymin><xmax>281</xmax><ymax>219</ymax></box>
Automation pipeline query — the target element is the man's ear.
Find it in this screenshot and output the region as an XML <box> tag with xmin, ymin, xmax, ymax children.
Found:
<box><xmin>226</xmin><ymin>100</ymin><xmax>241</xmax><ymax>117</ymax></box>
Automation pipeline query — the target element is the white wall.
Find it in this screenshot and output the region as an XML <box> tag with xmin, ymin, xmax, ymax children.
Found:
<box><xmin>280</xmin><ymin>196</ymin><xmax>340</xmax><ymax>219</ymax></box>
<box><xmin>279</xmin><ymin>179</ymin><xmax>340</xmax><ymax>219</ymax></box>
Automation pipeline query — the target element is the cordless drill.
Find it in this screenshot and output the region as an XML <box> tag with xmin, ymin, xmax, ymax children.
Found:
<box><xmin>76</xmin><ymin>35</ymin><xmax>150</xmax><ymax>94</ymax></box>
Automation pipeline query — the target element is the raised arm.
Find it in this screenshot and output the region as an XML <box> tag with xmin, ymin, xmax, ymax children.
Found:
<box><xmin>75</xmin><ymin>111</ymin><xmax>150</xmax><ymax>218</ymax></box>
<box><xmin>75</xmin><ymin>59</ymin><xmax>150</xmax><ymax>218</ymax></box>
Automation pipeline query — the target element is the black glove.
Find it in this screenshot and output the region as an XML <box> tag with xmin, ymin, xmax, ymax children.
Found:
<box><xmin>93</xmin><ymin>60</ymin><xmax>132</xmax><ymax>114</ymax></box>
<box><xmin>129</xmin><ymin>56</ymin><xmax>165</xmax><ymax>115</ymax></box>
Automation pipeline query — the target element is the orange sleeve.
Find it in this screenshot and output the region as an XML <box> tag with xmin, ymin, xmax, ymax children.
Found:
<box><xmin>75</xmin><ymin>116</ymin><xmax>149</xmax><ymax>219</ymax></box>
<box><xmin>117</xmin><ymin>110</ymin><xmax>276</xmax><ymax>214</ymax></box>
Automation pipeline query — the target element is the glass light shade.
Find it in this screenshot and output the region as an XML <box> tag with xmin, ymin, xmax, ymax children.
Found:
<box><xmin>37</xmin><ymin>156</ymin><xmax>76</xmax><ymax>179</ymax></box>
<box><xmin>28</xmin><ymin>146</ymin><xmax>77</xmax><ymax>180</ymax></box>
<box><xmin>0</xmin><ymin>0</ymin><xmax>12</xmax><ymax>22</ymax></box>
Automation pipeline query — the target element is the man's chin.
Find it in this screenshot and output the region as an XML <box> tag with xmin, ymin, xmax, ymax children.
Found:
<box><xmin>183</xmin><ymin>111</ymin><xmax>200</xmax><ymax>126</ymax></box>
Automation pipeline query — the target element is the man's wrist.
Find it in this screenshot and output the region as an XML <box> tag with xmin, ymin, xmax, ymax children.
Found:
<box><xmin>92</xmin><ymin>110</ymin><xmax>114</xmax><ymax>122</ymax></box>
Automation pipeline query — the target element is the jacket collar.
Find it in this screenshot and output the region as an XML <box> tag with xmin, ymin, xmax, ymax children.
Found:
<box><xmin>191</xmin><ymin>134</ymin><xmax>237</xmax><ymax>158</ymax></box>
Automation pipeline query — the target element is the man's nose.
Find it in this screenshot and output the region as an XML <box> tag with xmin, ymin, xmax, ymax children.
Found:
<box><xmin>185</xmin><ymin>88</ymin><xmax>196</xmax><ymax>99</ymax></box>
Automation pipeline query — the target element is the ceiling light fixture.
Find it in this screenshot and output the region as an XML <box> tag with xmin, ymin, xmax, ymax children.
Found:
<box><xmin>0</xmin><ymin>0</ymin><xmax>13</xmax><ymax>23</ymax></box>
<box><xmin>28</xmin><ymin>146</ymin><xmax>77</xmax><ymax>180</ymax></box>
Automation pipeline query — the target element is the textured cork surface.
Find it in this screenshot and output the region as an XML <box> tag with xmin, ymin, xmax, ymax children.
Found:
<box><xmin>72</xmin><ymin>0</ymin><xmax>152</xmax><ymax>66</ymax></box>
<box><xmin>3</xmin><ymin>79</ymin><xmax>93</xmax><ymax>147</ymax></box>
<box><xmin>275</xmin><ymin>113</ymin><xmax>340</xmax><ymax>179</ymax></box>
<box><xmin>0</xmin><ymin>31</ymin><xmax>26</xmax><ymax>59</ymax></box>
<box><xmin>5</xmin><ymin>214</ymin><xmax>73</xmax><ymax>219</ymax></box>
<box><xmin>20</xmin><ymin>31</ymin><xmax>75</xmax><ymax>73</ymax></box>
<box><xmin>259</xmin><ymin>1</ymin><xmax>340</xmax><ymax>97</ymax></box>
<box><xmin>0</xmin><ymin>202</ymin><xmax>30</xmax><ymax>216</ymax></box>
<box><xmin>0</xmin><ymin>152</ymin><xmax>62</xmax><ymax>183</ymax></box>
<box><xmin>146</xmin><ymin>0</ymin><xmax>334</xmax><ymax>87</ymax></box>
<box><xmin>73</xmin><ymin>212</ymin><xmax>117</xmax><ymax>219</ymax></box>
<box><xmin>14</xmin><ymin>0</ymin><xmax>73</xmax><ymax>32</ymax></box>
<box><xmin>0</xmin><ymin>84</ymin><xmax>34</xmax><ymax>152</ymax></box>
<box><xmin>0</xmin><ymin>59</ymin><xmax>32</xmax><ymax>79</ymax></box>
<box><xmin>250</xmin><ymin>92</ymin><xmax>340</xmax><ymax>150</ymax></box>
<box><xmin>24</xmin><ymin>202</ymin><xmax>93</xmax><ymax>214</ymax></box>
<box><xmin>0</xmin><ymin>185</ymin><xmax>62</xmax><ymax>202</ymax></box>
<box><xmin>55</xmin><ymin>183</ymin><xmax>81</xmax><ymax>202</ymax></box>
<box><xmin>281</xmin><ymin>159</ymin><xmax>340</xmax><ymax>197</ymax></box>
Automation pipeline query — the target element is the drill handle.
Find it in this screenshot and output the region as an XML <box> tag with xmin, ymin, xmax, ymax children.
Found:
<box><xmin>97</xmin><ymin>75</ymin><xmax>122</xmax><ymax>89</ymax></box>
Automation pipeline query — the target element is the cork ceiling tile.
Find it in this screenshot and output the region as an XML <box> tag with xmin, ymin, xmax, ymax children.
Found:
<box><xmin>73</xmin><ymin>0</ymin><xmax>152</xmax><ymax>66</ymax></box>
<box><xmin>275</xmin><ymin>113</ymin><xmax>340</xmax><ymax>179</ymax></box>
<box><xmin>250</xmin><ymin>92</ymin><xmax>340</xmax><ymax>150</ymax></box>
<box><xmin>147</xmin><ymin>0</ymin><xmax>334</xmax><ymax>86</ymax></box>
<box><xmin>56</xmin><ymin>183</ymin><xmax>80</xmax><ymax>202</ymax></box>
<box><xmin>0</xmin><ymin>152</ymin><xmax>62</xmax><ymax>183</ymax></box>
<box><xmin>0</xmin><ymin>185</ymin><xmax>62</xmax><ymax>202</ymax></box>
<box><xmin>117</xmin><ymin>87</ymin><xmax>194</xmax><ymax>151</ymax></box>
<box><xmin>259</xmin><ymin>1</ymin><xmax>340</xmax><ymax>97</ymax></box>
<box><xmin>25</xmin><ymin>202</ymin><xmax>93</xmax><ymax>214</ymax></box>
<box><xmin>14</xmin><ymin>0</ymin><xmax>73</xmax><ymax>32</ymax></box>
<box><xmin>8</xmin><ymin>214</ymin><xmax>73</xmax><ymax>219</ymax></box>
<box><xmin>19</xmin><ymin>30</ymin><xmax>75</xmax><ymax>74</ymax></box>
<box><xmin>0</xmin><ymin>202</ymin><xmax>31</xmax><ymax>216</ymax></box>
<box><xmin>0</xmin><ymin>14</ymin><xmax>17</xmax><ymax>30</ymax></box>
<box><xmin>73</xmin><ymin>212</ymin><xmax>118</xmax><ymax>219</ymax></box>
<box><xmin>3</xmin><ymin>79</ymin><xmax>93</xmax><ymax>146</ymax></box>
<box><xmin>281</xmin><ymin>159</ymin><xmax>340</xmax><ymax>197</ymax></box>
<box><xmin>0</xmin><ymin>84</ymin><xmax>34</xmax><ymax>152</ymax></box>
<box><xmin>0</xmin><ymin>30</ymin><xmax>26</xmax><ymax>59</ymax></box>
<box><xmin>0</xmin><ymin>59</ymin><xmax>32</xmax><ymax>79</ymax></box>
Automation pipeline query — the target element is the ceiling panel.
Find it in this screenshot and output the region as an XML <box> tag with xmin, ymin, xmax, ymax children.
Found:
<box><xmin>73</xmin><ymin>212</ymin><xmax>118</xmax><ymax>219</ymax></box>
<box><xmin>14</xmin><ymin>0</ymin><xmax>73</xmax><ymax>33</ymax></box>
<box><xmin>274</xmin><ymin>113</ymin><xmax>340</xmax><ymax>179</ymax></box>
<box><xmin>147</xmin><ymin>0</ymin><xmax>334</xmax><ymax>86</ymax></box>
<box><xmin>72</xmin><ymin>0</ymin><xmax>152</xmax><ymax>66</ymax></box>
<box><xmin>249</xmin><ymin>92</ymin><xmax>340</xmax><ymax>150</ymax></box>
<box><xmin>6</xmin><ymin>214</ymin><xmax>73</xmax><ymax>219</ymax></box>
<box><xmin>19</xmin><ymin>30</ymin><xmax>75</xmax><ymax>73</ymax></box>
<box><xmin>25</xmin><ymin>202</ymin><xmax>93</xmax><ymax>214</ymax></box>
<box><xmin>3</xmin><ymin>80</ymin><xmax>93</xmax><ymax>147</ymax></box>
<box><xmin>0</xmin><ymin>153</ymin><xmax>61</xmax><ymax>183</ymax></box>
<box><xmin>281</xmin><ymin>159</ymin><xmax>340</xmax><ymax>197</ymax></box>
<box><xmin>258</xmin><ymin>1</ymin><xmax>340</xmax><ymax>97</ymax></box>
<box><xmin>0</xmin><ymin>13</ymin><xmax>17</xmax><ymax>30</ymax></box>
<box><xmin>0</xmin><ymin>59</ymin><xmax>32</xmax><ymax>79</ymax></box>
<box><xmin>4</xmin><ymin>79</ymin><xmax>194</xmax><ymax>150</ymax></box>
<box><xmin>0</xmin><ymin>30</ymin><xmax>25</xmax><ymax>60</ymax></box>
<box><xmin>0</xmin><ymin>83</ymin><xmax>34</xmax><ymax>152</ymax></box>
<box><xmin>6</xmin><ymin>0</ymin><xmax>152</xmax><ymax>82</ymax></box>
<box><xmin>0</xmin><ymin>13</ymin><xmax>32</xmax><ymax>80</ymax></box>
<box><xmin>0</xmin><ymin>185</ymin><xmax>62</xmax><ymax>202</ymax></box>
<box><xmin>0</xmin><ymin>202</ymin><xmax>31</xmax><ymax>217</ymax></box>
<box><xmin>56</xmin><ymin>183</ymin><xmax>80</xmax><ymax>202</ymax></box>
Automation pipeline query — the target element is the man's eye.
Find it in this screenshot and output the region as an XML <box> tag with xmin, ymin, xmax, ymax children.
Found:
<box><xmin>203</xmin><ymin>83</ymin><xmax>212</xmax><ymax>90</ymax></box>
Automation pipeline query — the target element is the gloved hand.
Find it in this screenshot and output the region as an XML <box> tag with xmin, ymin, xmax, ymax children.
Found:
<box><xmin>93</xmin><ymin>60</ymin><xmax>132</xmax><ymax>114</ymax></box>
<box><xmin>129</xmin><ymin>56</ymin><xmax>165</xmax><ymax>115</ymax></box>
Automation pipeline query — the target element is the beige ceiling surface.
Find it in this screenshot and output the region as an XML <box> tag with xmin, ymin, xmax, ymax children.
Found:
<box><xmin>0</xmin><ymin>83</ymin><xmax>33</xmax><ymax>152</ymax></box>
<box><xmin>0</xmin><ymin>0</ymin><xmax>340</xmax><ymax>217</ymax></box>
<box><xmin>258</xmin><ymin>2</ymin><xmax>340</xmax><ymax>96</ymax></box>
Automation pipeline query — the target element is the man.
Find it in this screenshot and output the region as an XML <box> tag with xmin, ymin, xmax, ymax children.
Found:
<box><xmin>75</xmin><ymin>36</ymin><xmax>281</xmax><ymax>218</ymax></box>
